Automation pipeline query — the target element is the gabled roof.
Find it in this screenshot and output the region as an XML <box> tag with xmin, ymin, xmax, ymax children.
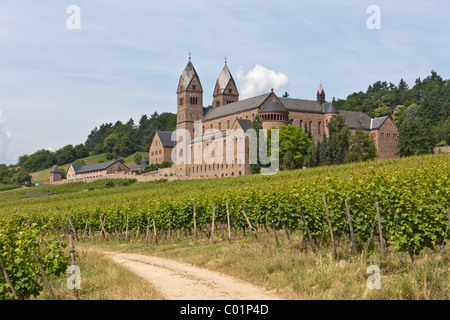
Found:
<box><xmin>235</xmin><ymin>118</ymin><xmax>253</xmax><ymax>131</ymax></box>
<box><xmin>50</xmin><ymin>165</ymin><xmax>61</xmax><ymax>173</ymax></box>
<box><xmin>70</xmin><ymin>160</ymin><xmax>128</xmax><ymax>174</ymax></box>
<box><xmin>156</xmin><ymin>131</ymin><xmax>176</xmax><ymax>148</ymax></box>
<box><xmin>203</xmin><ymin>93</ymin><xmax>271</xmax><ymax>121</ymax></box>
<box><xmin>180</xmin><ymin>60</ymin><xmax>201</xmax><ymax>89</ymax></box>
<box><xmin>371</xmin><ymin>116</ymin><xmax>389</xmax><ymax>129</ymax></box>
<box><xmin>259</xmin><ymin>99</ymin><xmax>287</xmax><ymax>113</ymax></box>
<box><xmin>216</xmin><ymin>64</ymin><xmax>235</xmax><ymax>94</ymax></box>
<box><xmin>279</xmin><ymin>98</ymin><xmax>338</xmax><ymax>114</ymax></box>
<box><xmin>338</xmin><ymin>111</ymin><xmax>389</xmax><ymax>130</ymax></box>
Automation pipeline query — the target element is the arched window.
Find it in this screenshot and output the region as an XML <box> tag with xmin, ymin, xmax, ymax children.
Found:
<box><xmin>318</xmin><ymin>121</ymin><xmax>321</xmax><ymax>135</ymax></box>
<box><xmin>219</xmin><ymin>122</ymin><xmax>221</xmax><ymax>130</ymax></box>
<box><xmin>309</xmin><ymin>121</ymin><xmax>312</xmax><ymax>133</ymax></box>
<box><xmin>227</xmin><ymin>120</ymin><xmax>230</xmax><ymax>129</ymax></box>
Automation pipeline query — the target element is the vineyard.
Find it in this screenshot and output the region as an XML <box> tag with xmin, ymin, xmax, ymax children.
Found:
<box><xmin>0</xmin><ymin>153</ymin><xmax>449</xmax><ymax>299</ymax></box>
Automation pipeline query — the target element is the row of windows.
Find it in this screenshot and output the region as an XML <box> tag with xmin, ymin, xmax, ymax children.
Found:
<box><xmin>260</xmin><ymin>113</ymin><xmax>289</xmax><ymax>122</ymax></box>
<box><xmin>179</xmin><ymin>97</ymin><xmax>200</xmax><ymax>105</ymax></box>
<box><xmin>380</xmin><ymin>132</ymin><xmax>397</xmax><ymax>138</ymax></box>
<box><xmin>151</xmin><ymin>150</ymin><xmax>162</xmax><ymax>156</ymax></box>
<box><xmin>187</xmin><ymin>163</ymin><xmax>244</xmax><ymax>174</ymax></box>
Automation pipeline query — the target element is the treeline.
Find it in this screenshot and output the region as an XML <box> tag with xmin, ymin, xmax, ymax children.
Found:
<box><xmin>333</xmin><ymin>70</ymin><xmax>449</xmax><ymax>155</ymax></box>
<box><xmin>10</xmin><ymin>112</ymin><xmax>176</xmax><ymax>176</ymax></box>
<box><xmin>0</xmin><ymin>164</ymin><xmax>31</xmax><ymax>187</ymax></box>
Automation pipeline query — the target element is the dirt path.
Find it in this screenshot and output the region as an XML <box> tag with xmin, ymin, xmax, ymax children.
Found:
<box><xmin>96</xmin><ymin>250</ymin><xmax>281</xmax><ymax>300</ymax></box>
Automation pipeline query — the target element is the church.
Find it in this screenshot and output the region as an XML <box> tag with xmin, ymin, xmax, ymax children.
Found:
<box><xmin>147</xmin><ymin>58</ymin><xmax>399</xmax><ymax>179</ymax></box>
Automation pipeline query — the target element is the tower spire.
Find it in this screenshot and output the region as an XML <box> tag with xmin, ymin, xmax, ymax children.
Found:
<box><xmin>317</xmin><ymin>81</ymin><xmax>326</xmax><ymax>103</ymax></box>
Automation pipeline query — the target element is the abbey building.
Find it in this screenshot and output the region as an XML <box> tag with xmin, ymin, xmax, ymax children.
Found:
<box><xmin>148</xmin><ymin>58</ymin><xmax>399</xmax><ymax>179</ymax></box>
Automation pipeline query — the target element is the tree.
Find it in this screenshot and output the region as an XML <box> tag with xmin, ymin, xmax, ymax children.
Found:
<box><xmin>104</xmin><ymin>134</ymin><xmax>119</xmax><ymax>154</ymax></box>
<box><xmin>303</xmin><ymin>143</ymin><xmax>317</xmax><ymax>168</ymax></box>
<box><xmin>431</xmin><ymin>118</ymin><xmax>450</xmax><ymax>145</ymax></box>
<box><xmin>347</xmin><ymin>127</ymin><xmax>377</xmax><ymax>162</ymax></box>
<box><xmin>283</xmin><ymin>150</ymin><xmax>296</xmax><ymax>170</ymax></box>
<box><xmin>277</xmin><ymin>124</ymin><xmax>312</xmax><ymax>169</ymax></box>
<box><xmin>133</xmin><ymin>152</ymin><xmax>142</xmax><ymax>165</ymax></box>
<box><xmin>327</xmin><ymin>115</ymin><xmax>350</xmax><ymax>165</ymax></box>
<box><xmin>398</xmin><ymin>105</ymin><xmax>433</xmax><ymax>156</ymax></box>
<box><xmin>15</xmin><ymin>169</ymin><xmax>32</xmax><ymax>185</ymax></box>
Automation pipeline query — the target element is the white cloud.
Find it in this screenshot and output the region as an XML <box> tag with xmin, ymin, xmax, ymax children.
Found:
<box><xmin>237</xmin><ymin>65</ymin><xmax>289</xmax><ymax>99</ymax></box>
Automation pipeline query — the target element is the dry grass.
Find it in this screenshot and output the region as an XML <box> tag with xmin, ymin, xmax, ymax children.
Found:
<box><xmin>34</xmin><ymin>247</ymin><xmax>164</xmax><ymax>300</ymax></box>
<box><xmin>80</xmin><ymin>230</ymin><xmax>449</xmax><ymax>300</ymax></box>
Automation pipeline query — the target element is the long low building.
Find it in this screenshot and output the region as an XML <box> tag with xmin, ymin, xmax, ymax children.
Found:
<box><xmin>65</xmin><ymin>160</ymin><xmax>131</xmax><ymax>182</ymax></box>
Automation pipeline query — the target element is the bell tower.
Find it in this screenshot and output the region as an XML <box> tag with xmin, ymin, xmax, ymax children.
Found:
<box><xmin>176</xmin><ymin>56</ymin><xmax>203</xmax><ymax>138</ymax></box>
<box><xmin>317</xmin><ymin>81</ymin><xmax>326</xmax><ymax>103</ymax></box>
<box><xmin>213</xmin><ymin>59</ymin><xmax>239</xmax><ymax>108</ymax></box>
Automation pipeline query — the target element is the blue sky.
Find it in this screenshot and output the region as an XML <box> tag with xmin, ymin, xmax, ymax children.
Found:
<box><xmin>0</xmin><ymin>0</ymin><xmax>449</xmax><ymax>164</ymax></box>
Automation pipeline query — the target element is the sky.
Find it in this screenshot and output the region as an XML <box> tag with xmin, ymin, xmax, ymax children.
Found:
<box><xmin>0</xmin><ymin>0</ymin><xmax>449</xmax><ymax>165</ymax></box>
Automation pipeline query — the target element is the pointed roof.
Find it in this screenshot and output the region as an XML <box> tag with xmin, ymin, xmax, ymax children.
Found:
<box><xmin>317</xmin><ymin>82</ymin><xmax>325</xmax><ymax>94</ymax></box>
<box><xmin>235</xmin><ymin>118</ymin><xmax>253</xmax><ymax>131</ymax></box>
<box><xmin>259</xmin><ymin>99</ymin><xmax>288</xmax><ymax>113</ymax></box>
<box><xmin>204</xmin><ymin>93</ymin><xmax>271</xmax><ymax>121</ymax></box>
<box><xmin>216</xmin><ymin>63</ymin><xmax>235</xmax><ymax>94</ymax></box>
<box><xmin>180</xmin><ymin>59</ymin><xmax>201</xmax><ymax>89</ymax></box>
<box><xmin>156</xmin><ymin>131</ymin><xmax>176</xmax><ymax>148</ymax></box>
<box><xmin>50</xmin><ymin>165</ymin><xmax>61</xmax><ymax>173</ymax></box>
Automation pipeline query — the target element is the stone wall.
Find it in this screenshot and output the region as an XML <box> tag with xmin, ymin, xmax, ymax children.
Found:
<box><xmin>433</xmin><ymin>145</ymin><xmax>450</xmax><ymax>153</ymax></box>
<box><xmin>373</xmin><ymin>117</ymin><xmax>399</xmax><ymax>159</ymax></box>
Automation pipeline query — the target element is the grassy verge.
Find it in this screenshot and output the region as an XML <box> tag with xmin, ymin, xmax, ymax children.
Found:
<box><xmin>33</xmin><ymin>247</ymin><xmax>164</xmax><ymax>300</ymax></box>
<box><xmin>74</xmin><ymin>230</ymin><xmax>449</xmax><ymax>300</ymax></box>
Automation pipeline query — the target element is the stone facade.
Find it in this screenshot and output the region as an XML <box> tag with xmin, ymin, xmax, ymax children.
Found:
<box><xmin>371</xmin><ymin>117</ymin><xmax>399</xmax><ymax>159</ymax></box>
<box><xmin>149</xmin><ymin>132</ymin><xmax>174</xmax><ymax>164</ymax></box>
<box><xmin>49</xmin><ymin>166</ymin><xmax>62</xmax><ymax>185</ymax></box>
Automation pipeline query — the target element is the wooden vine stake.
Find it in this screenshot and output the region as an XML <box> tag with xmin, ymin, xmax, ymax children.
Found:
<box><xmin>211</xmin><ymin>204</ymin><xmax>216</xmax><ymax>243</ymax></box>
<box><xmin>193</xmin><ymin>203</ymin><xmax>198</xmax><ymax>242</ymax></box>
<box><xmin>300</xmin><ymin>208</ymin><xmax>316</xmax><ymax>254</ymax></box>
<box><xmin>66</xmin><ymin>216</ymin><xmax>79</xmax><ymax>241</ymax></box>
<box><xmin>269</xmin><ymin>212</ymin><xmax>280</xmax><ymax>246</ymax></box>
<box><xmin>32</xmin><ymin>250</ymin><xmax>56</xmax><ymax>300</ymax></box>
<box><xmin>145</xmin><ymin>217</ymin><xmax>151</xmax><ymax>244</ymax></box>
<box><xmin>226</xmin><ymin>202</ymin><xmax>231</xmax><ymax>242</ymax></box>
<box><xmin>69</xmin><ymin>234</ymin><xmax>79</xmax><ymax>299</ymax></box>
<box><xmin>345</xmin><ymin>202</ymin><xmax>357</xmax><ymax>258</ymax></box>
<box><xmin>240</xmin><ymin>205</ymin><xmax>257</xmax><ymax>240</ymax></box>
<box><xmin>323</xmin><ymin>196</ymin><xmax>337</xmax><ymax>260</ymax></box>
<box><xmin>99</xmin><ymin>217</ymin><xmax>108</xmax><ymax>241</ymax></box>
<box><xmin>152</xmin><ymin>214</ymin><xmax>158</xmax><ymax>244</ymax></box>
<box><xmin>125</xmin><ymin>217</ymin><xmax>129</xmax><ymax>243</ymax></box>
<box><xmin>82</xmin><ymin>218</ymin><xmax>89</xmax><ymax>241</ymax></box>
<box><xmin>279</xmin><ymin>208</ymin><xmax>291</xmax><ymax>242</ymax></box>
<box><xmin>0</xmin><ymin>261</ymin><xmax>18</xmax><ymax>300</ymax></box>
<box><xmin>375</xmin><ymin>202</ymin><xmax>386</xmax><ymax>260</ymax></box>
